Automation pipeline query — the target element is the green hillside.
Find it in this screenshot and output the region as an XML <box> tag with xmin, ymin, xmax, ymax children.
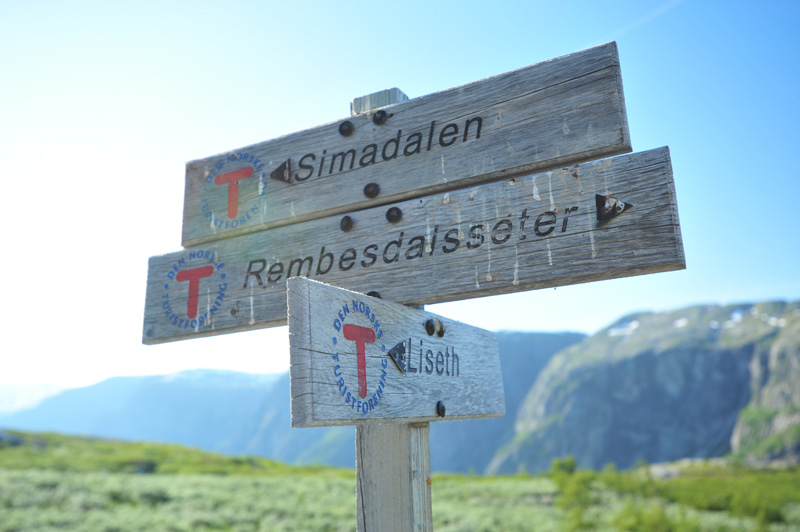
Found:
<box><xmin>2</xmin><ymin>430</ymin><xmax>799</xmax><ymax>531</ymax></box>
<box><xmin>0</xmin><ymin>430</ymin><xmax>343</xmax><ymax>477</ymax></box>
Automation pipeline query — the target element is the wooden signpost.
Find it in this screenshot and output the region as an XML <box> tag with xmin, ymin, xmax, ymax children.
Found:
<box><xmin>288</xmin><ymin>277</ymin><xmax>504</xmax><ymax>530</ymax></box>
<box><xmin>142</xmin><ymin>42</ymin><xmax>686</xmax><ymax>531</ymax></box>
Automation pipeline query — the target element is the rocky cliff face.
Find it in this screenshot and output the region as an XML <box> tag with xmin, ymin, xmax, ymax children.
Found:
<box><xmin>488</xmin><ymin>302</ymin><xmax>800</xmax><ymax>474</ymax></box>
<box><xmin>730</xmin><ymin>302</ymin><xmax>800</xmax><ymax>463</ymax></box>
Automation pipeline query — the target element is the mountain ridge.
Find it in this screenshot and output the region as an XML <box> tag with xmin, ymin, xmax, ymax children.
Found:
<box><xmin>3</xmin><ymin>301</ymin><xmax>798</xmax><ymax>473</ymax></box>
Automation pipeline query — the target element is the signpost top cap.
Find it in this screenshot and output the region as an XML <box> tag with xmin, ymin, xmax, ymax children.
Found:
<box><xmin>350</xmin><ymin>88</ymin><xmax>409</xmax><ymax>116</ymax></box>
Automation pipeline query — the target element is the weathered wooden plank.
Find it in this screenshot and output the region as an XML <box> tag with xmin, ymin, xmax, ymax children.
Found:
<box><xmin>181</xmin><ymin>42</ymin><xmax>630</xmax><ymax>247</ymax></box>
<box><xmin>288</xmin><ymin>277</ymin><xmax>504</xmax><ymax>427</ymax></box>
<box><xmin>144</xmin><ymin>147</ymin><xmax>683</xmax><ymax>344</ymax></box>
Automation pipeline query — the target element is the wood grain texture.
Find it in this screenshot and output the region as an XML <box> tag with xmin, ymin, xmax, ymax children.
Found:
<box><xmin>356</xmin><ymin>423</ymin><xmax>432</xmax><ymax>532</ymax></box>
<box><xmin>288</xmin><ymin>277</ymin><xmax>504</xmax><ymax>427</ymax></box>
<box><xmin>181</xmin><ymin>42</ymin><xmax>630</xmax><ymax>247</ymax></box>
<box><xmin>144</xmin><ymin>147</ymin><xmax>684</xmax><ymax>344</ymax></box>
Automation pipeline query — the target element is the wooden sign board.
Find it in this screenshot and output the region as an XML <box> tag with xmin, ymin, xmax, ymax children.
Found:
<box><xmin>143</xmin><ymin>147</ymin><xmax>684</xmax><ymax>344</ymax></box>
<box><xmin>288</xmin><ymin>277</ymin><xmax>504</xmax><ymax>427</ymax></box>
<box><xmin>181</xmin><ymin>42</ymin><xmax>630</xmax><ymax>247</ymax></box>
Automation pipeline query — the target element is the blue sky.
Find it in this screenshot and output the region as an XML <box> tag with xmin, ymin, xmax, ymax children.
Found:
<box><xmin>1</xmin><ymin>0</ymin><xmax>798</xmax><ymax>388</ymax></box>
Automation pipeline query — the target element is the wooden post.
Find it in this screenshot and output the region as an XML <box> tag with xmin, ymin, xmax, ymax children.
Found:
<box><xmin>353</xmin><ymin>90</ymin><xmax>433</xmax><ymax>531</ymax></box>
<box><xmin>356</xmin><ymin>423</ymin><xmax>432</xmax><ymax>531</ymax></box>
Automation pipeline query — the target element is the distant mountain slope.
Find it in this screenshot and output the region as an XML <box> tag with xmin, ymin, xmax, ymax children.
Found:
<box><xmin>0</xmin><ymin>384</ymin><xmax>63</xmax><ymax>415</ymax></box>
<box><xmin>0</xmin><ymin>370</ymin><xmax>280</xmax><ymax>452</ymax></box>
<box><xmin>488</xmin><ymin>301</ymin><xmax>800</xmax><ymax>474</ymax></box>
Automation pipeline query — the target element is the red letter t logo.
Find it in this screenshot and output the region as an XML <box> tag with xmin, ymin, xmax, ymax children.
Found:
<box><xmin>176</xmin><ymin>266</ymin><xmax>214</xmax><ymax>319</ymax></box>
<box><xmin>214</xmin><ymin>167</ymin><xmax>254</xmax><ymax>218</ymax></box>
<box><xmin>343</xmin><ymin>324</ymin><xmax>376</xmax><ymax>398</ymax></box>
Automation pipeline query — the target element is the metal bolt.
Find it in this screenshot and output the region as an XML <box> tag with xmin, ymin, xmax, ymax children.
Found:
<box><xmin>386</xmin><ymin>207</ymin><xmax>402</xmax><ymax>223</ymax></box>
<box><xmin>364</xmin><ymin>183</ymin><xmax>380</xmax><ymax>199</ymax></box>
<box><xmin>425</xmin><ymin>319</ymin><xmax>436</xmax><ymax>336</ymax></box>
<box><xmin>372</xmin><ymin>110</ymin><xmax>388</xmax><ymax>125</ymax></box>
<box><xmin>340</xmin><ymin>215</ymin><xmax>353</xmax><ymax>232</ymax></box>
<box><xmin>616</xmin><ymin>200</ymin><xmax>626</xmax><ymax>213</ymax></box>
<box><xmin>436</xmin><ymin>401</ymin><xmax>446</xmax><ymax>418</ymax></box>
<box><xmin>367</xmin><ymin>291</ymin><xmax>381</xmax><ymax>299</ymax></box>
<box><xmin>437</xmin><ymin>322</ymin><xmax>446</xmax><ymax>338</ymax></box>
<box><xmin>339</xmin><ymin>120</ymin><xmax>354</xmax><ymax>137</ymax></box>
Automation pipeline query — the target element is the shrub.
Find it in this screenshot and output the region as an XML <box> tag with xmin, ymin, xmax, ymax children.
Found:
<box><xmin>550</xmin><ymin>456</ymin><xmax>595</xmax><ymax>531</ymax></box>
<box><xmin>612</xmin><ymin>501</ymin><xmax>702</xmax><ymax>532</ymax></box>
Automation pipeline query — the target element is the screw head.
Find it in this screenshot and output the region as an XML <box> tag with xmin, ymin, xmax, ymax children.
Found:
<box><xmin>364</xmin><ymin>183</ymin><xmax>380</xmax><ymax>199</ymax></box>
<box><xmin>340</xmin><ymin>215</ymin><xmax>353</xmax><ymax>232</ymax></box>
<box><xmin>367</xmin><ymin>291</ymin><xmax>381</xmax><ymax>299</ymax></box>
<box><xmin>425</xmin><ymin>319</ymin><xmax>436</xmax><ymax>336</ymax></box>
<box><xmin>437</xmin><ymin>322</ymin><xmax>446</xmax><ymax>338</ymax></box>
<box><xmin>339</xmin><ymin>120</ymin><xmax>354</xmax><ymax>136</ymax></box>
<box><xmin>372</xmin><ymin>110</ymin><xmax>388</xmax><ymax>125</ymax></box>
<box><xmin>386</xmin><ymin>207</ymin><xmax>402</xmax><ymax>224</ymax></box>
<box><xmin>436</xmin><ymin>401</ymin><xmax>446</xmax><ymax>418</ymax></box>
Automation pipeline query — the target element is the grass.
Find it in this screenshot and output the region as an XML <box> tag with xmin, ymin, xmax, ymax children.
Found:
<box><xmin>0</xmin><ymin>469</ymin><xmax>355</xmax><ymax>532</ymax></box>
<box><xmin>598</xmin><ymin>461</ymin><xmax>800</xmax><ymax>528</ymax></box>
<box><xmin>1</xmin><ymin>432</ymin><xmax>799</xmax><ymax>531</ymax></box>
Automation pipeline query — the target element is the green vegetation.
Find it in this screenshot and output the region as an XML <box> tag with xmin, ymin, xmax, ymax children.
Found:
<box><xmin>738</xmin><ymin>408</ymin><xmax>779</xmax><ymax>433</ymax></box>
<box><xmin>0</xmin><ymin>469</ymin><xmax>355</xmax><ymax>532</ymax></box>
<box><xmin>748</xmin><ymin>423</ymin><xmax>800</xmax><ymax>459</ymax></box>
<box><xmin>549</xmin><ymin>456</ymin><xmax>596</xmax><ymax>530</ymax></box>
<box><xmin>598</xmin><ymin>460</ymin><xmax>800</xmax><ymax>527</ymax></box>
<box><xmin>1</xmin><ymin>432</ymin><xmax>799</xmax><ymax>531</ymax></box>
<box><xmin>735</xmin><ymin>419</ymin><xmax>800</xmax><ymax>461</ymax></box>
<box><xmin>611</xmin><ymin>502</ymin><xmax>703</xmax><ymax>532</ymax></box>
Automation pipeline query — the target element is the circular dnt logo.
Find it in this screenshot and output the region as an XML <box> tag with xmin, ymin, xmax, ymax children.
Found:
<box><xmin>162</xmin><ymin>250</ymin><xmax>227</xmax><ymax>330</ymax></box>
<box><xmin>330</xmin><ymin>298</ymin><xmax>389</xmax><ymax>416</ymax></box>
<box><xmin>201</xmin><ymin>151</ymin><xmax>269</xmax><ymax>231</ymax></box>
